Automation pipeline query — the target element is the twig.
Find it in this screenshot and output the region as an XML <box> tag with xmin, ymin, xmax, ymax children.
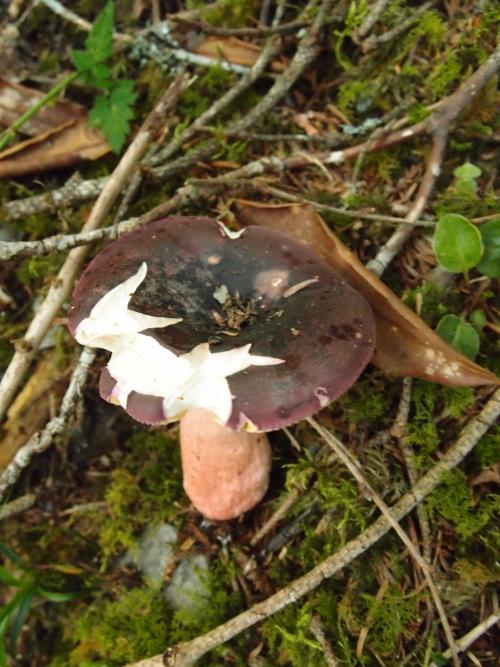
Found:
<box><xmin>0</xmin><ymin>72</ymin><xmax>78</xmax><ymax>151</ymax></box>
<box><xmin>39</xmin><ymin>0</ymin><xmax>132</xmax><ymax>43</ymax></box>
<box><xmin>0</xmin><ymin>347</ymin><xmax>95</xmax><ymax>500</ymax></box>
<box><xmin>0</xmin><ymin>74</ymin><xmax>191</xmax><ymax>423</ymax></box>
<box><xmin>354</xmin><ymin>0</ymin><xmax>392</xmax><ymax>40</ymax></box>
<box><xmin>0</xmin><ymin>219</ymin><xmax>139</xmax><ymax>260</ymax></box>
<box><xmin>439</xmin><ymin>612</ymin><xmax>500</xmax><ymax>662</ymax></box>
<box><xmin>392</xmin><ymin>378</ymin><xmax>433</xmax><ymax>564</ymax></box>
<box><xmin>366</xmin><ymin>45</ymin><xmax>500</xmax><ymax>277</ymax></box>
<box><xmin>260</xmin><ymin>185</ymin><xmax>436</xmax><ymax>227</ymax></box>
<box><xmin>361</xmin><ymin>2</ymin><xmax>435</xmax><ymax>52</ymax></box>
<box><xmin>306</xmin><ymin>417</ymin><xmax>461</xmax><ymax>667</ymax></box>
<box><xmin>126</xmin><ymin>388</ymin><xmax>500</xmax><ymax>667</ymax></box>
<box><xmin>309</xmin><ymin>614</ymin><xmax>338</xmax><ymax>666</ymax></box>
<box><xmin>149</xmin><ymin>0</ymin><xmax>286</xmax><ymax>168</ymax></box>
<box><xmin>250</xmin><ymin>488</ymin><xmax>301</xmax><ymax>547</ymax></box>
<box><xmin>0</xmin><ymin>493</ymin><xmax>36</xmax><ymax>520</ymax></box>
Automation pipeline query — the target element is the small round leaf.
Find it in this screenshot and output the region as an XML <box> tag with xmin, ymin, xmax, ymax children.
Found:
<box><xmin>453</xmin><ymin>162</ymin><xmax>481</xmax><ymax>180</ymax></box>
<box><xmin>433</xmin><ymin>213</ymin><xmax>483</xmax><ymax>273</ymax></box>
<box><xmin>477</xmin><ymin>218</ymin><xmax>500</xmax><ymax>278</ymax></box>
<box><xmin>436</xmin><ymin>315</ymin><xmax>480</xmax><ymax>360</ymax></box>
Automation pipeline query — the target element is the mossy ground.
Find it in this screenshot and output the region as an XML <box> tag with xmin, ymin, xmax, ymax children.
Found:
<box><xmin>1</xmin><ymin>0</ymin><xmax>499</xmax><ymax>665</ymax></box>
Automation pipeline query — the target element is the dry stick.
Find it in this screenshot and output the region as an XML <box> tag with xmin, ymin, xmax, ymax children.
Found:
<box><xmin>250</xmin><ymin>487</ymin><xmax>301</xmax><ymax>547</ymax></box>
<box><xmin>151</xmin><ymin>0</ymin><xmax>339</xmax><ymax>176</ymax></box>
<box><xmin>0</xmin><ymin>492</ymin><xmax>35</xmax><ymax>520</ymax></box>
<box><xmin>366</xmin><ymin>44</ymin><xmax>500</xmax><ymax>277</ymax></box>
<box><xmin>149</xmin><ymin>2</ymin><xmax>286</xmax><ymax>168</ymax></box>
<box><xmin>0</xmin><ymin>347</ymin><xmax>95</xmax><ymax>500</ymax></box>
<box><xmin>306</xmin><ymin>417</ymin><xmax>461</xmax><ymax>667</ymax></box>
<box><xmin>309</xmin><ymin>614</ymin><xmax>339</xmax><ymax>667</ymax></box>
<box><xmin>0</xmin><ymin>74</ymin><xmax>191</xmax><ymax>424</ymax></box>
<box><xmin>440</xmin><ymin>612</ymin><xmax>500</xmax><ymax>662</ymax></box>
<box><xmin>40</xmin><ymin>0</ymin><xmax>132</xmax><ymax>43</ymax></box>
<box><xmin>354</xmin><ymin>0</ymin><xmax>392</xmax><ymax>40</ymax></box>
<box><xmin>392</xmin><ymin>378</ymin><xmax>433</xmax><ymax>564</ymax></box>
<box><xmin>361</xmin><ymin>2</ymin><xmax>435</xmax><ymax>52</ymax></box>
<box><xmin>125</xmin><ymin>388</ymin><xmax>500</xmax><ymax>667</ymax></box>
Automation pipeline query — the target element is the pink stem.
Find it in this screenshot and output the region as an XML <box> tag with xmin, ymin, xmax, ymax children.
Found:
<box><xmin>179</xmin><ymin>408</ymin><xmax>272</xmax><ymax>520</ymax></box>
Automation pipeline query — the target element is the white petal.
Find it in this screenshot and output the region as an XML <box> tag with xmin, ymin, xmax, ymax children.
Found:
<box><xmin>182</xmin><ymin>342</ymin><xmax>283</xmax><ymax>377</ymax></box>
<box><xmin>164</xmin><ymin>374</ymin><xmax>233</xmax><ymax>424</ymax></box>
<box><xmin>75</xmin><ymin>263</ymin><xmax>182</xmax><ymax>350</ymax></box>
<box><xmin>107</xmin><ymin>334</ymin><xmax>191</xmax><ymax>402</ymax></box>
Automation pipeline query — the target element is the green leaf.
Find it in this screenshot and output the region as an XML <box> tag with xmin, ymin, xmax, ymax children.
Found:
<box><xmin>433</xmin><ymin>213</ymin><xmax>483</xmax><ymax>273</ymax></box>
<box><xmin>85</xmin><ymin>0</ymin><xmax>114</xmax><ymax>64</ymax></box>
<box><xmin>453</xmin><ymin>162</ymin><xmax>481</xmax><ymax>180</ymax></box>
<box><xmin>0</xmin><ymin>566</ymin><xmax>22</xmax><ymax>588</ymax></box>
<box><xmin>436</xmin><ymin>315</ymin><xmax>480</xmax><ymax>360</ymax></box>
<box><xmin>89</xmin><ymin>80</ymin><xmax>137</xmax><ymax>153</ymax></box>
<box><xmin>454</xmin><ymin>178</ymin><xmax>477</xmax><ymax>196</ymax></box>
<box><xmin>469</xmin><ymin>309</ymin><xmax>487</xmax><ymax>331</ymax></box>
<box><xmin>71</xmin><ymin>48</ymin><xmax>92</xmax><ymax>75</ymax></box>
<box><xmin>37</xmin><ymin>588</ymin><xmax>79</xmax><ymax>602</ymax></box>
<box><xmin>477</xmin><ymin>218</ymin><xmax>500</xmax><ymax>278</ymax></box>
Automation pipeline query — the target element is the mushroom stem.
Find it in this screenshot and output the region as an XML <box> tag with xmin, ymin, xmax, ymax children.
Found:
<box><xmin>180</xmin><ymin>408</ymin><xmax>272</xmax><ymax>521</ymax></box>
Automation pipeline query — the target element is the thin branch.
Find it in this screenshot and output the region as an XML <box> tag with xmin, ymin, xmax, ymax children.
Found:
<box><xmin>354</xmin><ymin>0</ymin><xmax>392</xmax><ymax>40</ymax></box>
<box><xmin>0</xmin><ymin>75</ymin><xmax>191</xmax><ymax>423</ymax></box>
<box><xmin>126</xmin><ymin>388</ymin><xmax>500</xmax><ymax>667</ymax></box>
<box><xmin>439</xmin><ymin>612</ymin><xmax>500</xmax><ymax>662</ymax></box>
<box><xmin>39</xmin><ymin>0</ymin><xmax>132</xmax><ymax>43</ymax></box>
<box><xmin>0</xmin><ymin>493</ymin><xmax>36</xmax><ymax>520</ymax></box>
<box><xmin>306</xmin><ymin>417</ymin><xmax>460</xmax><ymax>667</ymax></box>
<box><xmin>392</xmin><ymin>378</ymin><xmax>433</xmax><ymax>564</ymax></box>
<box><xmin>309</xmin><ymin>614</ymin><xmax>339</xmax><ymax>666</ymax></box>
<box><xmin>0</xmin><ymin>348</ymin><xmax>95</xmax><ymax>500</ymax></box>
<box><xmin>366</xmin><ymin>45</ymin><xmax>500</xmax><ymax>277</ymax></box>
<box><xmin>361</xmin><ymin>2</ymin><xmax>435</xmax><ymax>52</ymax></box>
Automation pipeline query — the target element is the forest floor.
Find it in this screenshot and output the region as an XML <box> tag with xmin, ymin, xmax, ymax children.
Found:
<box><xmin>0</xmin><ymin>1</ymin><xmax>499</xmax><ymax>666</ymax></box>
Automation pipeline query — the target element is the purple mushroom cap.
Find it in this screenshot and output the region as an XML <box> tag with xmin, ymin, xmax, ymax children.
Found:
<box><xmin>68</xmin><ymin>216</ymin><xmax>376</xmax><ymax>431</ymax></box>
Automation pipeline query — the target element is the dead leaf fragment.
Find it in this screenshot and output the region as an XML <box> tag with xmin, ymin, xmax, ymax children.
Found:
<box><xmin>0</xmin><ymin>77</ymin><xmax>86</xmax><ymax>137</ymax></box>
<box><xmin>0</xmin><ymin>119</ymin><xmax>109</xmax><ymax>178</ymax></box>
<box><xmin>0</xmin><ymin>356</ymin><xmax>67</xmax><ymax>472</ymax></box>
<box><xmin>233</xmin><ymin>200</ymin><xmax>499</xmax><ymax>387</ymax></box>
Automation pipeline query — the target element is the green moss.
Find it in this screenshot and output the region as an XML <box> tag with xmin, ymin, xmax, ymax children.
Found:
<box><xmin>340</xmin><ymin>378</ymin><xmax>390</xmax><ymax>428</ymax></box>
<box><xmin>426</xmin><ymin>53</ymin><xmax>462</xmax><ymax>100</ymax></box>
<box><xmin>406</xmin><ymin>381</ymin><xmax>439</xmax><ymax>463</ymax></box>
<box><xmin>178</xmin><ymin>65</ymin><xmax>234</xmax><ymax>120</ymax></box>
<box><xmin>426</xmin><ymin>469</ymin><xmax>500</xmax><ymax>541</ymax></box>
<box><xmin>475</xmin><ymin>428</ymin><xmax>500</xmax><ymax>468</ymax></box>
<box><xmin>97</xmin><ymin>430</ymin><xmax>184</xmax><ymax>564</ymax></box>
<box><xmin>16</xmin><ymin>254</ymin><xmax>65</xmax><ymax>287</ymax></box>
<box><xmin>441</xmin><ymin>386</ymin><xmax>474</xmax><ymax>419</ymax></box>
<box><xmin>187</xmin><ymin>0</ymin><xmax>258</xmax><ymax>27</ymax></box>
<box><xmin>65</xmin><ymin>586</ymin><xmax>170</xmax><ymax>665</ymax></box>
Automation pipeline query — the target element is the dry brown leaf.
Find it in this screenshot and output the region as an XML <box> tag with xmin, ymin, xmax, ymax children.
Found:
<box><xmin>193</xmin><ymin>36</ymin><xmax>286</xmax><ymax>73</ymax></box>
<box><xmin>0</xmin><ymin>77</ymin><xmax>86</xmax><ymax>137</ymax></box>
<box><xmin>0</xmin><ymin>119</ymin><xmax>109</xmax><ymax>178</ymax></box>
<box><xmin>0</xmin><ymin>356</ymin><xmax>67</xmax><ymax>472</ymax></box>
<box><xmin>233</xmin><ymin>200</ymin><xmax>499</xmax><ymax>387</ymax></box>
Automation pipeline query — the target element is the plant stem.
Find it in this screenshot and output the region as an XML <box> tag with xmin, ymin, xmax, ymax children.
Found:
<box><xmin>0</xmin><ymin>72</ymin><xmax>78</xmax><ymax>152</ymax></box>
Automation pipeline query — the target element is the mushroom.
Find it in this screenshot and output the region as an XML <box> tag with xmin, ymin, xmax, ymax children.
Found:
<box><xmin>68</xmin><ymin>216</ymin><xmax>375</xmax><ymax>519</ymax></box>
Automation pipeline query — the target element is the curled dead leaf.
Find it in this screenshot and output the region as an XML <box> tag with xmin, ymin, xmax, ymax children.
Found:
<box><xmin>0</xmin><ymin>76</ymin><xmax>86</xmax><ymax>137</ymax></box>
<box><xmin>0</xmin><ymin>119</ymin><xmax>109</xmax><ymax>179</ymax></box>
<box><xmin>233</xmin><ymin>200</ymin><xmax>499</xmax><ymax>387</ymax></box>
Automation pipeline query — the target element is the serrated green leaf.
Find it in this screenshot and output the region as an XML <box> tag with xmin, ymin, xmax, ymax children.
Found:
<box><xmin>477</xmin><ymin>218</ymin><xmax>500</xmax><ymax>278</ymax></box>
<box><xmin>453</xmin><ymin>162</ymin><xmax>481</xmax><ymax>180</ymax></box>
<box><xmin>89</xmin><ymin>80</ymin><xmax>137</xmax><ymax>153</ymax></box>
<box><xmin>85</xmin><ymin>0</ymin><xmax>114</xmax><ymax>64</ymax></box>
<box><xmin>436</xmin><ymin>315</ymin><xmax>480</xmax><ymax>360</ymax></box>
<box><xmin>433</xmin><ymin>213</ymin><xmax>483</xmax><ymax>273</ymax></box>
<box><xmin>71</xmin><ymin>48</ymin><xmax>92</xmax><ymax>75</ymax></box>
